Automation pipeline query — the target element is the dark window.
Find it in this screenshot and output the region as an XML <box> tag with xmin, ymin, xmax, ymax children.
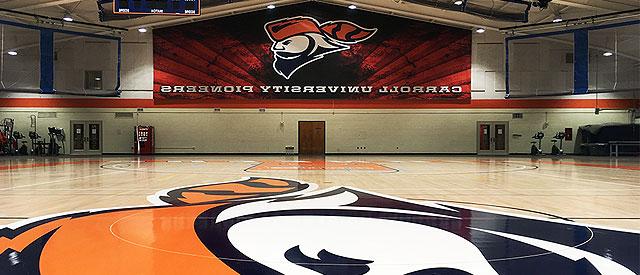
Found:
<box><xmin>84</xmin><ymin>71</ymin><xmax>103</xmax><ymax>90</ymax></box>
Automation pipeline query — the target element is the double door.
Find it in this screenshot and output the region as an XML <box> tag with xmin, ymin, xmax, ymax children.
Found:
<box><xmin>71</xmin><ymin>121</ymin><xmax>102</xmax><ymax>155</ymax></box>
<box><xmin>477</xmin><ymin>121</ymin><xmax>509</xmax><ymax>155</ymax></box>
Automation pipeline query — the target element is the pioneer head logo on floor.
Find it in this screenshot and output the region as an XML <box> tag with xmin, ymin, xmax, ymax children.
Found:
<box><xmin>1</xmin><ymin>177</ymin><xmax>637</xmax><ymax>275</ymax></box>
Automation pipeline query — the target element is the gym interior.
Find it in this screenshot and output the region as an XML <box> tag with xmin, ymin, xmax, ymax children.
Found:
<box><xmin>0</xmin><ymin>1</ymin><xmax>638</xmax><ymax>274</ymax></box>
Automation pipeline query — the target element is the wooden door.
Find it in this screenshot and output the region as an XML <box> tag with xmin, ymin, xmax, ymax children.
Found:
<box><xmin>298</xmin><ymin>121</ymin><xmax>325</xmax><ymax>155</ymax></box>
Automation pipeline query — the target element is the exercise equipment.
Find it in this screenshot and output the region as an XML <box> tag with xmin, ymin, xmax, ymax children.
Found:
<box><xmin>0</xmin><ymin>118</ymin><xmax>16</xmax><ymax>155</ymax></box>
<box><xmin>27</xmin><ymin>115</ymin><xmax>48</xmax><ymax>156</ymax></box>
<box><xmin>29</xmin><ymin>131</ymin><xmax>46</xmax><ymax>155</ymax></box>
<box><xmin>47</xmin><ymin>127</ymin><xmax>66</xmax><ymax>156</ymax></box>
<box><xmin>0</xmin><ymin>130</ymin><xmax>8</xmax><ymax>155</ymax></box>
<box><xmin>530</xmin><ymin>131</ymin><xmax>544</xmax><ymax>156</ymax></box>
<box><xmin>551</xmin><ymin>132</ymin><xmax>566</xmax><ymax>156</ymax></box>
<box><xmin>13</xmin><ymin>131</ymin><xmax>28</xmax><ymax>155</ymax></box>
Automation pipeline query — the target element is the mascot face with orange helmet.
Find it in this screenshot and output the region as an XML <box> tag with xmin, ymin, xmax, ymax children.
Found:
<box><xmin>264</xmin><ymin>17</ymin><xmax>377</xmax><ymax>79</ymax></box>
<box><xmin>1</xmin><ymin>177</ymin><xmax>638</xmax><ymax>275</ymax></box>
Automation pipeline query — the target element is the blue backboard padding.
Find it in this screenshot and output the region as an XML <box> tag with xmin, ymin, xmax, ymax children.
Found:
<box><xmin>40</xmin><ymin>30</ymin><xmax>54</xmax><ymax>94</ymax></box>
<box><xmin>573</xmin><ymin>30</ymin><xmax>589</xmax><ymax>94</ymax></box>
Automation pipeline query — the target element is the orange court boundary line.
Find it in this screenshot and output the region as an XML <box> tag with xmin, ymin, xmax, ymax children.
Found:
<box><xmin>538</xmin><ymin>160</ymin><xmax>640</xmax><ymax>171</ymax></box>
<box><xmin>0</xmin><ymin>160</ymin><xmax>104</xmax><ymax>171</ymax></box>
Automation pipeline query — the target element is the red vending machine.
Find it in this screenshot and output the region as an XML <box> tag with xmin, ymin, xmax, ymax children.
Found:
<box><xmin>134</xmin><ymin>126</ymin><xmax>154</xmax><ymax>155</ymax></box>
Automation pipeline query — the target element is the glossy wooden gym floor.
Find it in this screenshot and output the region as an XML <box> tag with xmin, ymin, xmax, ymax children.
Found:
<box><xmin>1</xmin><ymin>155</ymin><xmax>640</xmax><ymax>275</ymax></box>
<box><xmin>1</xmin><ymin>155</ymin><xmax>638</xmax><ymax>229</ymax></box>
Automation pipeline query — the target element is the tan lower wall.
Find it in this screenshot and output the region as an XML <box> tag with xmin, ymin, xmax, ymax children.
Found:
<box><xmin>0</xmin><ymin>108</ymin><xmax>633</xmax><ymax>154</ymax></box>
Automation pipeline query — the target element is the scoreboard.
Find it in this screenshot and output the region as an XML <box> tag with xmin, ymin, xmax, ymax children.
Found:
<box><xmin>114</xmin><ymin>0</ymin><xmax>200</xmax><ymax>16</ymax></box>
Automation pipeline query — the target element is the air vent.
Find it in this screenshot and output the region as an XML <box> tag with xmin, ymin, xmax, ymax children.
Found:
<box><xmin>565</xmin><ymin>53</ymin><xmax>574</xmax><ymax>64</ymax></box>
<box><xmin>115</xmin><ymin>112</ymin><xmax>134</xmax><ymax>119</ymax></box>
<box><xmin>37</xmin><ymin>112</ymin><xmax>57</xmax><ymax>118</ymax></box>
<box><xmin>512</xmin><ymin>113</ymin><xmax>523</xmax><ymax>119</ymax></box>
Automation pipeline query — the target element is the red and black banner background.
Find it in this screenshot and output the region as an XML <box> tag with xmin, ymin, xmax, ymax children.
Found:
<box><xmin>153</xmin><ymin>2</ymin><xmax>471</xmax><ymax>106</ymax></box>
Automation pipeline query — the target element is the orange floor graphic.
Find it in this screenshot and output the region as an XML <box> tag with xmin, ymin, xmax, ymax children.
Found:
<box><xmin>247</xmin><ymin>160</ymin><xmax>396</xmax><ymax>172</ymax></box>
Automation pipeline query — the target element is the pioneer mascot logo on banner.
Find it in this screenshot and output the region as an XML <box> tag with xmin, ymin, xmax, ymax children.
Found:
<box><xmin>264</xmin><ymin>17</ymin><xmax>377</xmax><ymax>79</ymax></box>
<box><xmin>1</xmin><ymin>177</ymin><xmax>638</xmax><ymax>274</ymax></box>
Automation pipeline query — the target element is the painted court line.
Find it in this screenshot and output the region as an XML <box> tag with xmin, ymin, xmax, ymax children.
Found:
<box><xmin>538</xmin><ymin>160</ymin><xmax>640</xmax><ymax>171</ymax></box>
<box><xmin>517</xmin><ymin>170</ymin><xmax>640</xmax><ymax>188</ymax></box>
<box><xmin>0</xmin><ymin>170</ymin><xmax>126</xmax><ymax>191</ymax></box>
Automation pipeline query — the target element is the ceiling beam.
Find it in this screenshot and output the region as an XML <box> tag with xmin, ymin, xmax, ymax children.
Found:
<box><xmin>126</xmin><ymin>0</ymin><xmax>508</xmax><ymax>31</ymax></box>
<box><xmin>552</xmin><ymin>0</ymin><xmax>638</xmax><ymax>12</ymax></box>
<box><xmin>322</xmin><ymin>0</ymin><xmax>505</xmax><ymax>30</ymax></box>
<box><xmin>532</xmin><ymin>6</ymin><xmax>571</xmax><ymax>23</ymax></box>
<box><xmin>125</xmin><ymin>0</ymin><xmax>303</xmax><ymax>29</ymax></box>
<box><xmin>0</xmin><ymin>0</ymin><xmax>83</xmax><ymax>11</ymax></box>
<box><xmin>56</xmin><ymin>4</ymin><xmax>95</xmax><ymax>23</ymax></box>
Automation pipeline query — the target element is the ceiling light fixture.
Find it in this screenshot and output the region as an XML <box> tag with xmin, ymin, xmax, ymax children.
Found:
<box><xmin>454</xmin><ymin>0</ymin><xmax>463</xmax><ymax>5</ymax></box>
<box><xmin>267</xmin><ymin>4</ymin><xmax>275</xmax><ymax>9</ymax></box>
<box><xmin>62</xmin><ymin>14</ymin><xmax>73</xmax><ymax>22</ymax></box>
<box><xmin>552</xmin><ymin>17</ymin><xmax>562</xmax><ymax>23</ymax></box>
<box><xmin>7</xmin><ymin>51</ymin><xmax>17</xmax><ymax>56</ymax></box>
<box><xmin>603</xmin><ymin>52</ymin><xmax>613</xmax><ymax>57</ymax></box>
<box><xmin>475</xmin><ymin>28</ymin><xmax>486</xmax><ymax>33</ymax></box>
<box><xmin>348</xmin><ymin>4</ymin><xmax>357</xmax><ymax>10</ymax></box>
<box><xmin>138</xmin><ymin>28</ymin><xmax>148</xmax><ymax>33</ymax></box>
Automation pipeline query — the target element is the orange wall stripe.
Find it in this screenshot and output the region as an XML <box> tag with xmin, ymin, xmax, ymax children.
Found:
<box><xmin>0</xmin><ymin>98</ymin><xmax>637</xmax><ymax>109</ymax></box>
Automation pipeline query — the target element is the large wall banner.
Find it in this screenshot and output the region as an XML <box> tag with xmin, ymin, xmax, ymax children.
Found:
<box><xmin>153</xmin><ymin>2</ymin><xmax>471</xmax><ymax>105</ymax></box>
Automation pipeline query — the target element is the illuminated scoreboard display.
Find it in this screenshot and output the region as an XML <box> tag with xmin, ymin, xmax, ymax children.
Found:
<box><xmin>114</xmin><ymin>0</ymin><xmax>200</xmax><ymax>15</ymax></box>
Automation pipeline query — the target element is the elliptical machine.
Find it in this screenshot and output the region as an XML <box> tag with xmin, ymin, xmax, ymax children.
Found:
<box><xmin>551</xmin><ymin>132</ymin><xmax>566</xmax><ymax>156</ymax></box>
<box><xmin>530</xmin><ymin>131</ymin><xmax>545</xmax><ymax>156</ymax></box>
